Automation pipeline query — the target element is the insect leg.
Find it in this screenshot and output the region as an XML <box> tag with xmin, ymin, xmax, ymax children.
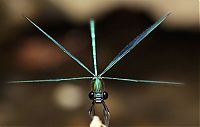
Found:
<box><xmin>88</xmin><ymin>101</ymin><xmax>95</xmax><ymax>118</ymax></box>
<box><xmin>102</xmin><ymin>101</ymin><xmax>110</xmax><ymax>127</ymax></box>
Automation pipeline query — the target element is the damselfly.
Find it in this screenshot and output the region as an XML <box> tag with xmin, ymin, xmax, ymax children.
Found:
<box><xmin>8</xmin><ymin>12</ymin><xmax>182</xmax><ymax>127</ymax></box>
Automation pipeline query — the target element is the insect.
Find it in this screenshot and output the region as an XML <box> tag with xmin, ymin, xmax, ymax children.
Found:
<box><xmin>9</xmin><ymin>12</ymin><xmax>182</xmax><ymax>127</ymax></box>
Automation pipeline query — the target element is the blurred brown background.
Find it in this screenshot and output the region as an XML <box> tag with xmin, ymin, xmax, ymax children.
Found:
<box><xmin>0</xmin><ymin>0</ymin><xmax>199</xmax><ymax>127</ymax></box>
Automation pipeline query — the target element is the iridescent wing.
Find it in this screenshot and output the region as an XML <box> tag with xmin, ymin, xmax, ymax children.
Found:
<box><xmin>90</xmin><ymin>19</ymin><xmax>98</xmax><ymax>76</ymax></box>
<box><xmin>99</xmin><ymin>13</ymin><xmax>171</xmax><ymax>77</ymax></box>
<box><xmin>8</xmin><ymin>77</ymin><xmax>93</xmax><ymax>84</ymax></box>
<box><xmin>25</xmin><ymin>16</ymin><xmax>95</xmax><ymax>76</ymax></box>
<box><xmin>102</xmin><ymin>77</ymin><xmax>183</xmax><ymax>85</ymax></box>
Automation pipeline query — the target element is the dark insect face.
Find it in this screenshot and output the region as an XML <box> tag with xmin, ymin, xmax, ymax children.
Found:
<box><xmin>103</xmin><ymin>91</ymin><xmax>108</xmax><ymax>100</ymax></box>
<box><xmin>88</xmin><ymin>91</ymin><xmax>94</xmax><ymax>100</ymax></box>
<box><xmin>89</xmin><ymin>91</ymin><xmax>108</xmax><ymax>102</ymax></box>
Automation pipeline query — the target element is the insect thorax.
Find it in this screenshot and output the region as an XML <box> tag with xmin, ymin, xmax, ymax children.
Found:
<box><xmin>92</xmin><ymin>78</ymin><xmax>104</xmax><ymax>92</ymax></box>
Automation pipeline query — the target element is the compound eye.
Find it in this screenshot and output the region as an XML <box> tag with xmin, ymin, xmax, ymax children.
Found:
<box><xmin>88</xmin><ymin>91</ymin><xmax>94</xmax><ymax>100</ymax></box>
<box><xmin>103</xmin><ymin>91</ymin><xmax>108</xmax><ymax>100</ymax></box>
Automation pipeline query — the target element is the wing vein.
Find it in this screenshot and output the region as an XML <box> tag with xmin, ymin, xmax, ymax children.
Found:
<box><xmin>102</xmin><ymin>77</ymin><xmax>183</xmax><ymax>85</ymax></box>
<box><xmin>8</xmin><ymin>77</ymin><xmax>93</xmax><ymax>83</ymax></box>
<box><xmin>25</xmin><ymin>16</ymin><xmax>94</xmax><ymax>76</ymax></box>
<box><xmin>99</xmin><ymin>13</ymin><xmax>171</xmax><ymax>76</ymax></box>
<box><xmin>90</xmin><ymin>19</ymin><xmax>98</xmax><ymax>76</ymax></box>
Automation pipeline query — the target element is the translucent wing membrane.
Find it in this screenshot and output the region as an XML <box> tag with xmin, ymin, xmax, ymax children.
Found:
<box><xmin>90</xmin><ymin>19</ymin><xmax>98</xmax><ymax>76</ymax></box>
<box><xmin>102</xmin><ymin>77</ymin><xmax>183</xmax><ymax>85</ymax></box>
<box><xmin>99</xmin><ymin>12</ymin><xmax>171</xmax><ymax>77</ymax></box>
<box><xmin>8</xmin><ymin>77</ymin><xmax>93</xmax><ymax>84</ymax></box>
<box><xmin>24</xmin><ymin>16</ymin><xmax>95</xmax><ymax>76</ymax></box>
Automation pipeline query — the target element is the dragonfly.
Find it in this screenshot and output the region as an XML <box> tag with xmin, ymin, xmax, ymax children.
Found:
<box><xmin>8</xmin><ymin>12</ymin><xmax>182</xmax><ymax>127</ymax></box>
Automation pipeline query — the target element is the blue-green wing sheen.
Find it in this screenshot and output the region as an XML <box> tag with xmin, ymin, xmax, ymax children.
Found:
<box><xmin>99</xmin><ymin>13</ymin><xmax>171</xmax><ymax>76</ymax></box>
<box><xmin>90</xmin><ymin>19</ymin><xmax>98</xmax><ymax>76</ymax></box>
<box><xmin>8</xmin><ymin>77</ymin><xmax>93</xmax><ymax>83</ymax></box>
<box><xmin>25</xmin><ymin>16</ymin><xmax>94</xmax><ymax>76</ymax></box>
<box><xmin>102</xmin><ymin>77</ymin><xmax>183</xmax><ymax>85</ymax></box>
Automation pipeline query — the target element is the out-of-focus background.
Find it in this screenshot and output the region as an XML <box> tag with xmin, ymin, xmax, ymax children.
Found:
<box><xmin>0</xmin><ymin>0</ymin><xmax>199</xmax><ymax>127</ymax></box>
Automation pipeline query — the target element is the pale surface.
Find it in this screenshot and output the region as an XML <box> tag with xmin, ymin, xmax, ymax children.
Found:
<box><xmin>90</xmin><ymin>116</ymin><xmax>106</xmax><ymax>127</ymax></box>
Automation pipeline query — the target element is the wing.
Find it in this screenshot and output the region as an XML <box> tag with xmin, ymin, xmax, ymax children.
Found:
<box><xmin>8</xmin><ymin>77</ymin><xmax>93</xmax><ymax>83</ymax></box>
<box><xmin>99</xmin><ymin>13</ymin><xmax>171</xmax><ymax>77</ymax></box>
<box><xmin>24</xmin><ymin>16</ymin><xmax>95</xmax><ymax>76</ymax></box>
<box><xmin>102</xmin><ymin>77</ymin><xmax>183</xmax><ymax>85</ymax></box>
<box><xmin>90</xmin><ymin>19</ymin><xmax>98</xmax><ymax>76</ymax></box>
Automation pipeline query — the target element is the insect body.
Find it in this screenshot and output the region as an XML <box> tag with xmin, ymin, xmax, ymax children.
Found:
<box><xmin>89</xmin><ymin>78</ymin><xmax>107</xmax><ymax>103</ymax></box>
<box><xmin>8</xmin><ymin>12</ymin><xmax>182</xmax><ymax>127</ymax></box>
<box><xmin>88</xmin><ymin>77</ymin><xmax>110</xmax><ymax>126</ymax></box>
